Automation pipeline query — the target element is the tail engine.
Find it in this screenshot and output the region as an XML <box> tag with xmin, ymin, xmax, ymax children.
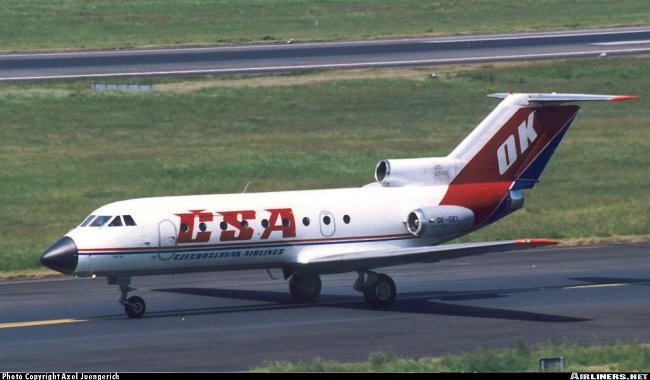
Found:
<box><xmin>375</xmin><ymin>157</ymin><xmax>462</xmax><ymax>187</ymax></box>
<box><xmin>406</xmin><ymin>205</ymin><xmax>474</xmax><ymax>237</ymax></box>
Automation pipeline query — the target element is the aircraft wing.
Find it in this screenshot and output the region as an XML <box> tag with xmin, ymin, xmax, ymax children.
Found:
<box><xmin>297</xmin><ymin>239</ymin><xmax>558</xmax><ymax>274</ymax></box>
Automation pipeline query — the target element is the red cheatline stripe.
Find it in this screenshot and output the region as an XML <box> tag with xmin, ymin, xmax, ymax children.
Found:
<box><xmin>77</xmin><ymin>233</ymin><xmax>414</xmax><ymax>253</ymax></box>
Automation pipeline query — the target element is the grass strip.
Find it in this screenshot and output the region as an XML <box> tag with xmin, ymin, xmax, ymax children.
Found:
<box><xmin>0</xmin><ymin>57</ymin><xmax>648</xmax><ymax>273</ymax></box>
<box><xmin>254</xmin><ymin>341</ymin><xmax>650</xmax><ymax>372</ymax></box>
<box><xmin>1</xmin><ymin>0</ymin><xmax>648</xmax><ymax>51</ymax></box>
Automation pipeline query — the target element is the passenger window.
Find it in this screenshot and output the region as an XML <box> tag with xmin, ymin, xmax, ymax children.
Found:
<box><xmin>123</xmin><ymin>215</ymin><xmax>136</xmax><ymax>226</ymax></box>
<box><xmin>80</xmin><ymin>215</ymin><xmax>96</xmax><ymax>227</ymax></box>
<box><xmin>90</xmin><ymin>215</ymin><xmax>112</xmax><ymax>227</ymax></box>
<box><xmin>109</xmin><ymin>216</ymin><xmax>123</xmax><ymax>227</ymax></box>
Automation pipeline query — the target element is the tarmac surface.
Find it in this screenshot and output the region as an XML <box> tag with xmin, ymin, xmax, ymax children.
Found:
<box><xmin>1</xmin><ymin>26</ymin><xmax>650</xmax><ymax>80</ymax></box>
<box><xmin>1</xmin><ymin>242</ymin><xmax>649</xmax><ymax>371</ymax></box>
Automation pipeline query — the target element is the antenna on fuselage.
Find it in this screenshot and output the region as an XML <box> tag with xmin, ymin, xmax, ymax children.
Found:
<box><xmin>242</xmin><ymin>182</ymin><xmax>252</xmax><ymax>194</ymax></box>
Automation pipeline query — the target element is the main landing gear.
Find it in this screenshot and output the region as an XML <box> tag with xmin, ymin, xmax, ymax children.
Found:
<box><xmin>289</xmin><ymin>273</ymin><xmax>322</xmax><ymax>302</ymax></box>
<box><xmin>109</xmin><ymin>276</ymin><xmax>146</xmax><ymax>318</ymax></box>
<box><xmin>288</xmin><ymin>270</ymin><xmax>397</xmax><ymax>309</ymax></box>
<box><xmin>109</xmin><ymin>271</ymin><xmax>397</xmax><ymax>318</ymax></box>
<box><xmin>354</xmin><ymin>271</ymin><xmax>396</xmax><ymax>309</ymax></box>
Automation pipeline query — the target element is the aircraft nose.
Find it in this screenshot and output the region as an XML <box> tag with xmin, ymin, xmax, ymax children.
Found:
<box><xmin>41</xmin><ymin>236</ymin><xmax>78</xmax><ymax>275</ymax></box>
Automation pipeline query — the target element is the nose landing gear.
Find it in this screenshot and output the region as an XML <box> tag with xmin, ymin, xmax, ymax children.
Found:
<box><xmin>109</xmin><ymin>276</ymin><xmax>146</xmax><ymax>318</ymax></box>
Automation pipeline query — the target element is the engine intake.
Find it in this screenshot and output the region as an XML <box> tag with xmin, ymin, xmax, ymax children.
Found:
<box><xmin>406</xmin><ymin>205</ymin><xmax>474</xmax><ymax>237</ymax></box>
<box><xmin>375</xmin><ymin>157</ymin><xmax>462</xmax><ymax>187</ymax></box>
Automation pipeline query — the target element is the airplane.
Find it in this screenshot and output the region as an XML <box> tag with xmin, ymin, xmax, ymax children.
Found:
<box><xmin>41</xmin><ymin>92</ymin><xmax>637</xmax><ymax>318</ymax></box>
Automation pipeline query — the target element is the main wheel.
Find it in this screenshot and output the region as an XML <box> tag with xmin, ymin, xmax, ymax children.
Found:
<box><xmin>124</xmin><ymin>296</ymin><xmax>146</xmax><ymax>318</ymax></box>
<box><xmin>289</xmin><ymin>273</ymin><xmax>322</xmax><ymax>303</ymax></box>
<box><xmin>363</xmin><ymin>273</ymin><xmax>396</xmax><ymax>310</ymax></box>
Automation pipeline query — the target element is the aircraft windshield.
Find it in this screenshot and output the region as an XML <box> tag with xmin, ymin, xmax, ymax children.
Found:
<box><xmin>123</xmin><ymin>215</ymin><xmax>136</xmax><ymax>226</ymax></box>
<box><xmin>89</xmin><ymin>215</ymin><xmax>112</xmax><ymax>227</ymax></box>
<box><xmin>108</xmin><ymin>216</ymin><xmax>123</xmax><ymax>227</ymax></box>
<box><xmin>80</xmin><ymin>215</ymin><xmax>137</xmax><ymax>227</ymax></box>
<box><xmin>80</xmin><ymin>215</ymin><xmax>96</xmax><ymax>227</ymax></box>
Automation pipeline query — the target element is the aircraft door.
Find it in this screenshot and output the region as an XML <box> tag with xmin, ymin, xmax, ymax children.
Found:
<box><xmin>319</xmin><ymin>210</ymin><xmax>336</xmax><ymax>237</ymax></box>
<box><xmin>158</xmin><ymin>219</ymin><xmax>177</xmax><ymax>261</ymax></box>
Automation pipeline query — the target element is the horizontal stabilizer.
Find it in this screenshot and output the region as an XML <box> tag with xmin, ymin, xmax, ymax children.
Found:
<box><xmin>488</xmin><ymin>93</ymin><xmax>639</xmax><ymax>103</ymax></box>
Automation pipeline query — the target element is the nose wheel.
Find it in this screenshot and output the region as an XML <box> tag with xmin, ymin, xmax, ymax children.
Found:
<box><xmin>109</xmin><ymin>276</ymin><xmax>147</xmax><ymax>318</ymax></box>
<box><xmin>124</xmin><ymin>296</ymin><xmax>146</xmax><ymax>318</ymax></box>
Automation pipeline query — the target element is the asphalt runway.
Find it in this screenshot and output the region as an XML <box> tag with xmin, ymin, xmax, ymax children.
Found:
<box><xmin>1</xmin><ymin>26</ymin><xmax>650</xmax><ymax>80</ymax></box>
<box><xmin>1</xmin><ymin>242</ymin><xmax>649</xmax><ymax>371</ymax></box>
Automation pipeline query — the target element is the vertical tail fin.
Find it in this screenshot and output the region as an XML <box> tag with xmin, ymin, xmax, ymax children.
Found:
<box><xmin>441</xmin><ymin>93</ymin><xmax>637</xmax><ymax>225</ymax></box>
<box><xmin>448</xmin><ymin>93</ymin><xmax>637</xmax><ymax>188</ymax></box>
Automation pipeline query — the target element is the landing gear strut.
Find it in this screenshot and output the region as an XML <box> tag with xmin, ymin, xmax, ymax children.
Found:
<box><xmin>109</xmin><ymin>276</ymin><xmax>146</xmax><ymax>318</ymax></box>
<box><xmin>289</xmin><ymin>273</ymin><xmax>322</xmax><ymax>303</ymax></box>
<box><xmin>354</xmin><ymin>271</ymin><xmax>396</xmax><ymax>309</ymax></box>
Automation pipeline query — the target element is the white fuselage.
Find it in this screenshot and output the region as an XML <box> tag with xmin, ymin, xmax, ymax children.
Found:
<box><xmin>67</xmin><ymin>183</ymin><xmax>458</xmax><ymax>277</ymax></box>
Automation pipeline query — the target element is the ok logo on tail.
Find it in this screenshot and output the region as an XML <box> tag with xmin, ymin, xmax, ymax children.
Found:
<box><xmin>497</xmin><ymin>112</ymin><xmax>538</xmax><ymax>175</ymax></box>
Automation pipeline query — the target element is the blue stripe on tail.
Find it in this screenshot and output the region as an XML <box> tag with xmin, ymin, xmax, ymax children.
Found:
<box><xmin>512</xmin><ymin>113</ymin><xmax>576</xmax><ymax>190</ymax></box>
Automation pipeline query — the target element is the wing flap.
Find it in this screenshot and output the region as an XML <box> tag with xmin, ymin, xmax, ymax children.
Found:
<box><xmin>300</xmin><ymin>239</ymin><xmax>558</xmax><ymax>273</ymax></box>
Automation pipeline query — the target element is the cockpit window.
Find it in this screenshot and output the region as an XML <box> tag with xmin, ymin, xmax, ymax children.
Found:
<box><xmin>81</xmin><ymin>214</ymin><xmax>136</xmax><ymax>227</ymax></box>
<box><xmin>123</xmin><ymin>215</ymin><xmax>136</xmax><ymax>226</ymax></box>
<box><xmin>90</xmin><ymin>215</ymin><xmax>111</xmax><ymax>227</ymax></box>
<box><xmin>80</xmin><ymin>215</ymin><xmax>96</xmax><ymax>227</ymax></box>
<box><xmin>108</xmin><ymin>216</ymin><xmax>123</xmax><ymax>227</ymax></box>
